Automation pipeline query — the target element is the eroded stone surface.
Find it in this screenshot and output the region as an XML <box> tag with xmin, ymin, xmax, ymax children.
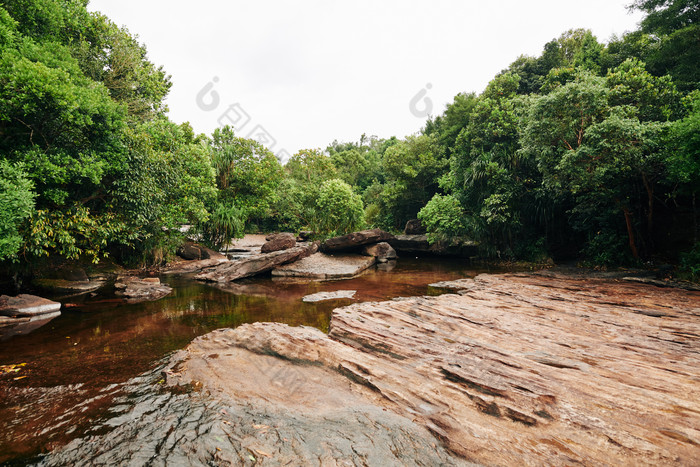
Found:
<box><xmin>361</xmin><ymin>242</ymin><xmax>397</xmax><ymax>262</ymax></box>
<box><xmin>196</xmin><ymin>244</ymin><xmax>318</xmax><ymax>283</ymax></box>
<box><xmin>0</xmin><ymin>294</ymin><xmax>61</xmax><ymax>317</ymax></box>
<box><xmin>261</xmin><ymin>233</ymin><xmax>296</xmax><ymax>253</ymax></box>
<box><xmin>272</xmin><ymin>253</ymin><xmax>376</xmax><ymax>279</ymax></box>
<box><xmin>37</xmin><ymin>353</ymin><xmax>468</xmax><ymax>466</ymax></box>
<box><xmin>169</xmin><ymin>273</ymin><xmax>700</xmax><ymax>466</ymax></box>
<box><xmin>320</xmin><ymin>229</ymin><xmax>395</xmax><ymax>253</ymax></box>
<box><xmin>302</xmin><ymin>290</ymin><xmax>357</xmax><ymax>302</ymax></box>
<box><xmin>114</xmin><ymin>277</ymin><xmax>172</xmax><ymax>303</ymax></box>
<box><xmin>162</xmin><ymin>257</ymin><xmax>228</xmax><ymax>275</ymax></box>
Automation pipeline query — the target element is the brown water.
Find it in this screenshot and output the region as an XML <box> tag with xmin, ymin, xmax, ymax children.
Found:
<box><xmin>0</xmin><ymin>258</ymin><xmax>495</xmax><ymax>463</ymax></box>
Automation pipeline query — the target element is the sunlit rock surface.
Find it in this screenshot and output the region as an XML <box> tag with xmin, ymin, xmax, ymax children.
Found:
<box><xmin>38</xmin><ymin>272</ymin><xmax>700</xmax><ymax>465</ymax></box>
<box><xmin>272</xmin><ymin>252</ymin><xmax>376</xmax><ymax>279</ymax></box>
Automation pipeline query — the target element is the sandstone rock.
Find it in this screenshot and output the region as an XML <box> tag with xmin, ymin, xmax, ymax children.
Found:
<box><xmin>177</xmin><ymin>242</ymin><xmax>226</xmax><ymax>261</ymax></box>
<box><xmin>32</xmin><ymin>278</ymin><xmax>105</xmax><ymax>295</ymax></box>
<box><xmin>162</xmin><ymin>258</ymin><xmax>228</xmax><ymax>275</ymax></box>
<box><xmin>302</xmin><ymin>290</ymin><xmax>357</xmax><ymax>302</ymax></box>
<box><xmin>0</xmin><ymin>294</ymin><xmax>61</xmax><ymax>317</ymax></box>
<box><xmin>38</xmin><ymin>354</ymin><xmax>467</xmax><ymax>466</ymax></box>
<box><xmin>361</xmin><ymin>242</ymin><xmax>397</xmax><ymax>262</ymax></box>
<box><xmin>404</xmin><ymin>218</ymin><xmax>426</xmax><ymax>235</ymax></box>
<box><xmin>260</xmin><ymin>233</ymin><xmax>296</xmax><ymax>253</ymax></box>
<box><xmin>195</xmin><ymin>243</ymin><xmax>318</xmax><ymax>283</ymax></box>
<box><xmin>32</xmin><ymin>264</ymin><xmax>107</xmax><ymax>295</ymax></box>
<box><xmin>115</xmin><ymin>277</ymin><xmax>172</xmax><ymax>303</ymax></box>
<box><xmin>389</xmin><ymin>234</ymin><xmax>431</xmax><ymax>252</ymax></box>
<box><xmin>272</xmin><ymin>252</ymin><xmax>375</xmax><ymax>279</ymax></box>
<box><xmin>320</xmin><ymin>229</ymin><xmax>395</xmax><ymax>253</ymax></box>
<box><xmin>168</xmin><ymin>273</ymin><xmax>700</xmax><ymax>466</ymax></box>
<box><xmin>177</xmin><ymin>242</ymin><xmax>202</xmax><ymax>260</ymax></box>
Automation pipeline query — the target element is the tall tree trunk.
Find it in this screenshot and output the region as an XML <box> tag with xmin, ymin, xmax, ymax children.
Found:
<box><xmin>623</xmin><ymin>208</ymin><xmax>639</xmax><ymax>259</ymax></box>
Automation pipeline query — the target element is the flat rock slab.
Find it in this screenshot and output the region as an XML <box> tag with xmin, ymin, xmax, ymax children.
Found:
<box><xmin>272</xmin><ymin>253</ymin><xmax>376</xmax><ymax>279</ymax></box>
<box><xmin>0</xmin><ymin>294</ymin><xmax>61</xmax><ymax>317</ymax></box>
<box><xmin>302</xmin><ymin>290</ymin><xmax>357</xmax><ymax>302</ymax></box>
<box><xmin>115</xmin><ymin>277</ymin><xmax>172</xmax><ymax>303</ymax></box>
<box><xmin>32</xmin><ymin>278</ymin><xmax>105</xmax><ymax>295</ymax></box>
<box><xmin>168</xmin><ymin>273</ymin><xmax>700</xmax><ymax>466</ymax></box>
<box><xmin>162</xmin><ymin>258</ymin><xmax>228</xmax><ymax>275</ymax></box>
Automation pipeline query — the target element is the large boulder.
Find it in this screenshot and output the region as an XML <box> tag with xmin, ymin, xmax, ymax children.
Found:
<box><xmin>404</xmin><ymin>219</ymin><xmax>426</xmax><ymax>235</ymax></box>
<box><xmin>261</xmin><ymin>233</ymin><xmax>296</xmax><ymax>253</ymax></box>
<box><xmin>320</xmin><ymin>229</ymin><xmax>395</xmax><ymax>253</ymax></box>
<box><xmin>196</xmin><ymin>243</ymin><xmax>318</xmax><ymax>283</ymax></box>
<box><xmin>0</xmin><ymin>294</ymin><xmax>61</xmax><ymax>317</ymax></box>
<box><xmin>361</xmin><ymin>242</ymin><xmax>397</xmax><ymax>263</ymax></box>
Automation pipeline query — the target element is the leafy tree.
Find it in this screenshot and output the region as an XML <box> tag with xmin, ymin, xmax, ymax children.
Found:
<box><xmin>424</xmin><ymin>92</ymin><xmax>478</xmax><ymax>156</ymax></box>
<box><xmin>631</xmin><ymin>0</ymin><xmax>699</xmax><ymax>35</ymax></box>
<box><xmin>314</xmin><ymin>179</ymin><xmax>364</xmax><ymax>236</ymax></box>
<box><xmin>210</xmin><ymin>126</ymin><xmax>283</xmax><ymax>225</ymax></box>
<box><xmin>0</xmin><ymin>161</ymin><xmax>35</xmax><ymax>260</ymax></box>
<box><xmin>630</xmin><ymin>0</ymin><xmax>700</xmax><ymax>91</ymax></box>
<box><xmin>448</xmin><ymin>73</ymin><xmax>537</xmax><ymax>254</ymax></box>
<box><xmin>269</xmin><ymin>149</ymin><xmax>336</xmax><ymax>232</ymax></box>
<box><xmin>418</xmin><ymin>194</ymin><xmax>466</xmax><ymax>244</ymax></box>
<box><xmin>380</xmin><ymin>134</ymin><xmax>447</xmax><ymax>229</ymax></box>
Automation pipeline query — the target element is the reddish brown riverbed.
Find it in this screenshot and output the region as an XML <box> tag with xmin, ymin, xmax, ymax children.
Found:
<box><xmin>0</xmin><ymin>258</ymin><xmax>490</xmax><ymax>463</ymax></box>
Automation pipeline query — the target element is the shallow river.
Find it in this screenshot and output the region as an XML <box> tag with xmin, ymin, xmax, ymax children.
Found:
<box><xmin>0</xmin><ymin>258</ymin><xmax>498</xmax><ymax>464</ymax></box>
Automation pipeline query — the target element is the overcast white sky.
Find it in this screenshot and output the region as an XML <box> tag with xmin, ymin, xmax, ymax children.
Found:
<box><xmin>88</xmin><ymin>0</ymin><xmax>643</xmax><ymax>159</ymax></box>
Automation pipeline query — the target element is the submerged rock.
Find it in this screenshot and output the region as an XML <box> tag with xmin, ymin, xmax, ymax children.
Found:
<box><xmin>272</xmin><ymin>253</ymin><xmax>375</xmax><ymax>279</ymax></box>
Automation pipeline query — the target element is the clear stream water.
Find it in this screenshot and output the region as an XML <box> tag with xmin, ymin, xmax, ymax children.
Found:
<box><xmin>0</xmin><ymin>258</ymin><xmax>501</xmax><ymax>464</ymax></box>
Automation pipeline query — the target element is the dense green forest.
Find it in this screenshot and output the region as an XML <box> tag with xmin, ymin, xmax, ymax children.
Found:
<box><xmin>0</xmin><ymin>0</ymin><xmax>698</xmax><ymax>280</ymax></box>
